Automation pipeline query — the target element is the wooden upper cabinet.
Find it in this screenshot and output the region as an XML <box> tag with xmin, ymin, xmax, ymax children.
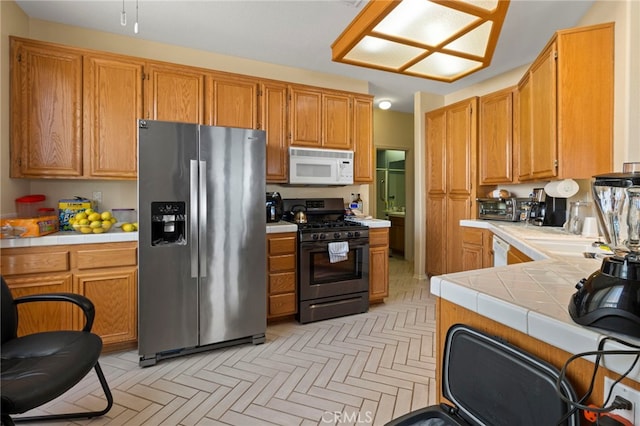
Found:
<box><xmin>84</xmin><ymin>55</ymin><xmax>144</xmax><ymax>179</ymax></box>
<box><xmin>261</xmin><ymin>81</ymin><xmax>288</xmax><ymax>183</ymax></box>
<box><xmin>446</xmin><ymin>98</ymin><xmax>476</xmax><ymax>197</ymax></box>
<box><xmin>516</xmin><ymin>22</ymin><xmax>613</xmax><ymax>181</ymax></box>
<box><xmin>426</xmin><ymin>108</ymin><xmax>447</xmax><ymax>195</ymax></box>
<box><xmin>322</xmin><ymin>92</ymin><xmax>351</xmax><ymax>149</ymax></box>
<box><xmin>10</xmin><ymin>38</ymin><xmax>83</xmax><ymax>178</ymax></box>
<box><xmin>479</xmin><ymin>87</ymin><xmax>514</xmax><ymax>185</ymax></box>
<box><xmin>289</xmin><ymin>86</ymin><xmax>322</xmax><ymax>147</ymax></box>
<box><xmin>207</xmin><ymin>73</ymin><xmax>258</xmax><ymax>129</ymax></box>
<box><xmin>145</xmin><ymin>62</ymin><xmax>206</xmax><ymax>124</ymax></box>
<box><xmin>353</xmin><ymin>95</ymin><xmax>374</xmax><ymax>183</ymax></box>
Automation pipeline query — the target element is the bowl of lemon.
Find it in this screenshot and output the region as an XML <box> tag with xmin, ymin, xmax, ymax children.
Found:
<box><xmin>70</xmin><ymin>209</ymin><xmax>117</xmax><ymax>234</ymax></box>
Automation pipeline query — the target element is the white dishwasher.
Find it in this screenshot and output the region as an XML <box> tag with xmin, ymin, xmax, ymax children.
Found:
<box><xmin>492</xmin><ymin>235</ymin><xmax>509</xmax><ymax>267</ymax></box>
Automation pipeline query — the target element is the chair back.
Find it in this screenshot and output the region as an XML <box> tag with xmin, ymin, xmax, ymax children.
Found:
<box><xmin>1</xmin><ymin>276</ymin><xmax>19</xmax><ymax>343</ymax></box>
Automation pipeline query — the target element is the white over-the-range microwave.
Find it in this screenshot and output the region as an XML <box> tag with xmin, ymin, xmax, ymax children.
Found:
<box><xmin>288</xmin><ymin>147</ymin><xmax>354</xmax><ymax>185</ymax></box>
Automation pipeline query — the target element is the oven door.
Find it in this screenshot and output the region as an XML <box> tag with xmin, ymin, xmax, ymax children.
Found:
<box><xmin>299</xmin><ymin>237</ymin><xmax>369</xmax><ymax>302</ymax></box>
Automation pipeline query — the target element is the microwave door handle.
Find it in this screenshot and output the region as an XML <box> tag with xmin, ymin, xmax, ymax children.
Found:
<box><xmin>190</xmin><ymin>160</ymin><xmax>198</xmax><ymax>278</ymax></box>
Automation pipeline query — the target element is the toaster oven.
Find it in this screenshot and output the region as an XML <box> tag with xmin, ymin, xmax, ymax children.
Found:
<box><xmin>477</xmin><ymin>197</ymin><xmax>528</xmax><ymax>221</ymax></box>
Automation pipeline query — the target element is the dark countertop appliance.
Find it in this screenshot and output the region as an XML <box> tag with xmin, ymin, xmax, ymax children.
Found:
<box><xmin>283</xmin><ymin>197</ymin><xmax>369</xmax><ymax>324</ymax></box>
<box><xmin>477</xmin><ymin>197</ymin><xmax>528</xmax><ymax>221</ymax></box>
<box><xmin>266</xmin><ymin>192</ymin><xmax>283</xmax><ymax>223</ymax></box>
<box><xmin>528</xmin><ymin>188</ymin><xmax>567</xmax><ymax>227</ymax></box>
<box><xmin>569</xmin><ymin>170</ymin><xmax>640</xmax><ymax>338</ymax></box>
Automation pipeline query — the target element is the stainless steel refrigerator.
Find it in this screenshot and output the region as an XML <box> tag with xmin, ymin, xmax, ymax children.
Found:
<box><xmin>137</xmin><ymin>120</ymin><xmax>266</xmax><ymax>367</ymax></box>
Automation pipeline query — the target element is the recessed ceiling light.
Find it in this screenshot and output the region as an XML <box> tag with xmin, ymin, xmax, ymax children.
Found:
<box><xmin>378</xmin><ymin>100</ymin><xmax>392</xmax><ymax>110</ymax></box>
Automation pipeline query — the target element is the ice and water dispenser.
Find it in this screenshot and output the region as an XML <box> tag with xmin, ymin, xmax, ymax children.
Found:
<box><xmin>151</xmin><ymin>202</ymin><xmax>187</xmax><ymax>245</ymax></box>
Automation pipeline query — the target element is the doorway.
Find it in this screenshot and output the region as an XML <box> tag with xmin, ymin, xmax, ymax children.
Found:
<box><xmin>376</xmin><ymin>149</ymin><xmax>406</xmax><ymax>257</ymax></box>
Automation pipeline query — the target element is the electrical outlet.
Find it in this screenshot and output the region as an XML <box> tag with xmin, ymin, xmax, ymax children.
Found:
<box><xmin>604</xmin><ymin>376</ymin><xmax>640</xmax><ymax>425</ymax></box>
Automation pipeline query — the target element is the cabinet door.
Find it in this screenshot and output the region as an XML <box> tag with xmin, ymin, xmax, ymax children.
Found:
<box><xmin>446</xmin><ymin>98</ymin><xmax>476</xmax><ymax>197</ymax></box>
<box><xmin>426</xmin><ymin>108</ymin><xmax>446</xmax><ymax>195</ymax></box>
<box><xmin>530</xmin><ymin>42</ymin><xmax>558</xmax><ymax>180</ymax></box>
<box><xmin>74</xmin><ymin>267</ymin><xmax>137</xmax><ymax>346</ymax></box>
<box><xmin>353</xmin><ymin>95</ymin><xmax>374</xmax><ymax>183</ymax></box>
<box><xmin>11</xmin><ymin>39</ymin><xmax>83</xmax><ymax>178</ymax></box>
<box><xmin>516</xmin><ymin>75</ymin><xmax>532</xmax><ymax>181</ymax></box>
<box><xmin>5</xmin><ymin>274</ymin><xmax>74</xmax><ymax>336</ymax></box>
<box><xmin>322</xmin><ymin>92</ymin><xmax>351</xmax><ymax>149</ymax></box>
<box><xmin>261</xmin><ymin>82</ymin><xmax>288</xmax><ymax>183</ymax></box>
<box><xmin>145</xmin><ymin>63</ymin><xmax>205</xmax><ymax>124</ymax></box>
<box><xmin>446</xmin><ymin>196</ymin><xmax>471</xmax><ymax>273</ymax></box>
<box><xmin>289</xmin><ymin>86</ymin><xmax>322</xmax><ymax>147</ymax></box>
<box><xmin>369</xmin><ymin>229</ymin><xmax>389</xmax><ymax>303</ymax></box>
<box><xmin>479</xmin><ymin>88</ymin><xmax>513</xmax><ymax>184</ymax></box>
<box><xmin>207</xmin><ymin>74</ymin><xmax>258</xmax><ymax>129</ymax></box>
<box><xmin>426</xmin><ymin>195</ymin><xmax>446</xmax><ymax>277</ymax></box>
<box><xmin>84</xmin><ymin>55</ymin><xmax>143</xmax><ymax>178</ymax></box>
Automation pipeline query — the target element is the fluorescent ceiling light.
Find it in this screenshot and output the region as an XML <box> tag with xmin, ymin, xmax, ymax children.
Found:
<box><xmin>332</xmin><ymin>0</ymin><xmax>510</xmax><ymax>82</ymax></box>
<box><xmin>379</xmin><ymin>100</ymin><xmax>392</xmax><ymax>110</ymax></box>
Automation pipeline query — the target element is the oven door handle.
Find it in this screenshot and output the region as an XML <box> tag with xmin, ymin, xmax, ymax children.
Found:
<box><xmin>301</xmin><ymin>240</ymin><xmax>369</xmax><ymax>251</ymax></box>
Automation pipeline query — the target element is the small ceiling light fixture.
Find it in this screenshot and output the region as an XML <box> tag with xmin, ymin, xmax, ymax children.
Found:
<box><xmin>120</xmin><ymin>0</ymin><xmax>127</xmax><ymax>26</ymax></box>
<box><xmin>134</xmin><ymin>0</ymin><xmax>139</xmax><ymax>34</ymax></box>
<box><xmin>378</xmin><ymin>100</ymin><xmax>392</xmax><ymax>110</ymax></box>
<box><xmin>331</xmin><ymin>0</ymin><xmax>510</xmax><ymax>82</ymax></box>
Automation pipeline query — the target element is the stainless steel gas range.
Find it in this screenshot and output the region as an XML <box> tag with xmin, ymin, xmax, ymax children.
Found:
<box><xmin>283</xmin><ymin>198</ymin><xmax>369</xmax><ymax>324</ymax></box>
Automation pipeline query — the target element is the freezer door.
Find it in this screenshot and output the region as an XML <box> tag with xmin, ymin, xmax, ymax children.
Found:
<box><xmin>138</xmin><ymin>120</ymin><xmax>199</xmax><ymax>357</ymax></box>
<box><xmin>198</xmin><ymin>126</ymin><xmax>266</xmax><ymax>346</ymax></box>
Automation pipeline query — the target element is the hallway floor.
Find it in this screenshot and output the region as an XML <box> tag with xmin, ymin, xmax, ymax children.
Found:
<box><xmin>20</xmin><ymin>257</ymin><xmax>437</xmax><ymax>425</ymax></box>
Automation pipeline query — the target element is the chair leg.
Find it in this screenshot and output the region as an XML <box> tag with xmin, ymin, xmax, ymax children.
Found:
<box><xmin>13</xmin><ymin>362</ymin><xmax>113</xmax><ymax>423</ymax></box>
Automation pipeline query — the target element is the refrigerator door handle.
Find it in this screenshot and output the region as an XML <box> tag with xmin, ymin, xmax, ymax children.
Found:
<box><xmin>190</xmin><ymin>160</ymin><xmax>199</xmax><ymax>278</ymax></box>
<box><xmin>199</xmin><ymin>160</ymin><xmax>207</xmax><ymax>277</ymax></box>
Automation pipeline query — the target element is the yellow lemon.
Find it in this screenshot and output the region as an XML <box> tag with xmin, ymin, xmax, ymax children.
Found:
<box><xmin>110</xmin><ymin>217</ymin><xmax>117</xmax><ymax>224</ymax></box>
<box><xmin>78</xmin><ymin>219</ymin><xmax>90</xmax><ymax>225</ymax></box>
<box><xmin>101</xmin><ymin>211</ymin><xmax>112</xmax><ymax>221</ymax></box>
<box><xmin>92</xmin><ymin>227</ymin><xmax>105</xmax><ymax>234</ymax></box>
<box><xmin>101</xmin><ymin>221</ymin><xmax>112</xmax><ymax>230</ymax></box>
<box><xmin>75</xmin><ymin>212</ymin><xmax>87</xmax><ymax>221</ymax></box>
<box><xmin>80</xmin><ymin>226</ymin><xmax>92</xmax><ymax>234</ymax></box>
<box><xmin>84</xmin><ymin>208</ymin><xmax>94</xmax><ymax>216</ymax></box>
<box><xmin>89</xmin><ymin>220</ymin><xmax>102</xmax><ymax>229</ymax></box>
<box><xmin>122</xmin><ymin>223</ymin><xmax>135</xmax><ymax>232</ymax></box>
<box><xmin>132</xmin><ymin>222</ymin><xmax>138</xmax><ymax>230</ymax></box>
<box><xmin>88</xmin><ymin>213</ymin><xmax>101</xmax><ymax>222</ymax></box>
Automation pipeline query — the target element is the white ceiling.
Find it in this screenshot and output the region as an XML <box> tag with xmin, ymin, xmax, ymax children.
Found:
<box><xmin>15</xmin><ymin>0</ymin><xmax>595</xmax><ymax>113</ymax></box>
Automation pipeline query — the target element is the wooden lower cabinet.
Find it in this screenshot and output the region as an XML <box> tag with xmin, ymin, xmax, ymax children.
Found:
<box><xmin>389</xmin><ymin>215</ymin><xmax>405</xmax><ymax>255</ymax></box>
<box><xmin>507</xmin><ymin>245</ymin><xmax>533</xmax><ymax>264</ymax></box>
<box><xmin>461</xmin><ymin>228</ymin><xmax>493</xmax><ymax>270</ymax></box>
<box><xmin>1</xmin><ymin>241</ymin><xmax>138</xmax><ymax>352</ymax></box>
<box><xmin>369</xmin><ymin>228</ymin><xmax>389</xmax><ymax>303</ymax></box>
<box><xmin>267</xmin><ymin>232</ymin><xmax>297</xmax><ymax>319</ymax></box>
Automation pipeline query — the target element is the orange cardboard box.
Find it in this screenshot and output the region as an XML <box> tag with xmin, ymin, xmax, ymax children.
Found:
<box><xmin>0</xmin><ymin>216</ymin><xmax>59</xmax><ymax>238</ymax></box>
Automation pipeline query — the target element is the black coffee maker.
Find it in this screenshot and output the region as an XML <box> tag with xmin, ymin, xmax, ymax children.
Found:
<box><xmin>528</xmin><ymin>188</ymin><xmax>567</xmax><ymax>227</ymax></box>
<box><xmin>266</xmin><ymin>192</ymin><xmax>283</xmax><ymax>223</ymax></box>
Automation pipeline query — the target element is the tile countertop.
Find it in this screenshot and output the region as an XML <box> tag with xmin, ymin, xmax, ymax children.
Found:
<box><xmin>1</xmin><ymin>229</ymin><xmax>138</xmax><ymax>248</ymax></box>
<box><xmin>345</xmin><ymin>217</ymin><xmax>391</xmax><ymax>228</ymax></box>
<box><xmin>431</xmin><ymin>219</ymin><xmax>640</xmax><ymax>381</ymax></box>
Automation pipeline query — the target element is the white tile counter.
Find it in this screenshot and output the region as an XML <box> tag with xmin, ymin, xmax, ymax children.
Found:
<box><xmin>431</xmin><ymin>219</ymin><xmax>640</xmax><ymax>381</ymax></box>
<box><xmin>266</xmin><ymin>221</ymin><xmax>298</xmax><ymax>233</ymax></box>
<box><xmin>345</xmin><ymin>217</ymin><xmax>391</xmax><ymax>228</ymax></box>
<box><xmin>1</xmin><ymin>230</ymin><xmax>138</xmax><ymax>248</ymax></box>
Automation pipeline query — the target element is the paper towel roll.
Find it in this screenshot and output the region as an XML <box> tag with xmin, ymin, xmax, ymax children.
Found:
<box><xmin>544</xmin><ymin>179</ymin><xmax>579</xmax><ymax>198</ymax></box>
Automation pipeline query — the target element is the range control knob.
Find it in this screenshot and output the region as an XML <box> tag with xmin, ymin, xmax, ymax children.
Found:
<box><xmin>354</xmin><ymin>231</ymin><xmax>360</xmax><ymax>237</ymax></box>
<box><xmin>312</xmin><ymin>234</ymin><xmax>319</xmax><ymax>240</ymax></box>
<box><xmin>334</xmin><ymin>232</ymin><xmax>341</xmax><ymax>239</ymax></box>
<box><xmin>319</xmin><ymin>234</ymin><xmax>326</xmax><ymax>240</ymax></box>
<box><xmin>347</xmin><ymin>232</ymin><xmax>353</xmax><ymax>238</ymax></box>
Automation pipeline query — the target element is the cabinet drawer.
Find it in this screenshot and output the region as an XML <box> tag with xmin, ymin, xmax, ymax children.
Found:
<box><xmin>369</xmin><ymin>229</ymin><xmax>389</xmax><ymax>247</ymax></box>
<box><xmin>2</xmin><ymin>251</ymin><xmax>69</xmax><ymax>275</ymax></box>
<box><xmin>462</xmin><ymin>228</ymin><xmax>484</xmax><ymax>246</ymax></box>
<box><xmin>268</xmin><ymin>236</ymin><xmax>296</xmax><ymax>255</ymax></box>
<box><xmin>269</xmin><ymin>254</ymin><xmax>295</xmax><ymax>272</ymax></box>
<box><xmin>269</xmin><ymin>272</ymin><xmax>295</xmax><ymax>294</ymax></box>
<box><xmin>269</xmin><ymin>293</ymin><xmax>296</xmax><ymax>316</ymax></box>
<box><xmin>75</xmin><ymin>247</ymin><xmax>137</xmax><ymax>270</ymax></box>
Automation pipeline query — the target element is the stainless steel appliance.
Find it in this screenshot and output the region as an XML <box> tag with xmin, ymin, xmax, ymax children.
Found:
<box><xmin>527</xmin><ymin>188</ymin><xmax>567</xmax><ymax>227</ymax></box>
<box><xmin>137</xmin><ymin>120</ymin><xmax>266</xmax><ymax>367</ymax></box>
<box><xmin>569</xmin><ymin>168</ymin><xmax>640</xmax><ymax>338</ymax></box>
<box><xmin>477</xmin><ymin>197</ymin><xmax>528</xmax><ymax>221</ymax></box>
<box><xmin>283</xmin><ymin>198</ymin><xmax>369</xmax><ymax>323</ymax></box>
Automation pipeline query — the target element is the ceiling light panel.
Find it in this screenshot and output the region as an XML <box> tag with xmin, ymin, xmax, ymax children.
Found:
<box><xmin>407</xmin><ymin>52</ymin><xmax>482</xmax><ymax>78</ymax></box>
<box><xmin>345</xmin><ymin>36</ymin><xmax>426</xmax><ymax>68</ymax></box>
<box><xmin>446</xmin><ymin>21</ymin><xmax>493</xmax><ymax>57</ymax></box>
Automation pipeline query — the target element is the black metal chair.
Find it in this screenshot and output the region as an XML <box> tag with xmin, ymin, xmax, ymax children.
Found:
<box><xmin>0</xmin><ymin>276</ymin><xmax>113</xmax><ymax>425</ymax></box>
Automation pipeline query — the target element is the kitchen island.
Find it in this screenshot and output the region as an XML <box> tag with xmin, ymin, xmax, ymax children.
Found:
<box><xmin>432</xmin><ymin>220</ymin><xmax>640</xmax><ymax>407</ymax></box>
